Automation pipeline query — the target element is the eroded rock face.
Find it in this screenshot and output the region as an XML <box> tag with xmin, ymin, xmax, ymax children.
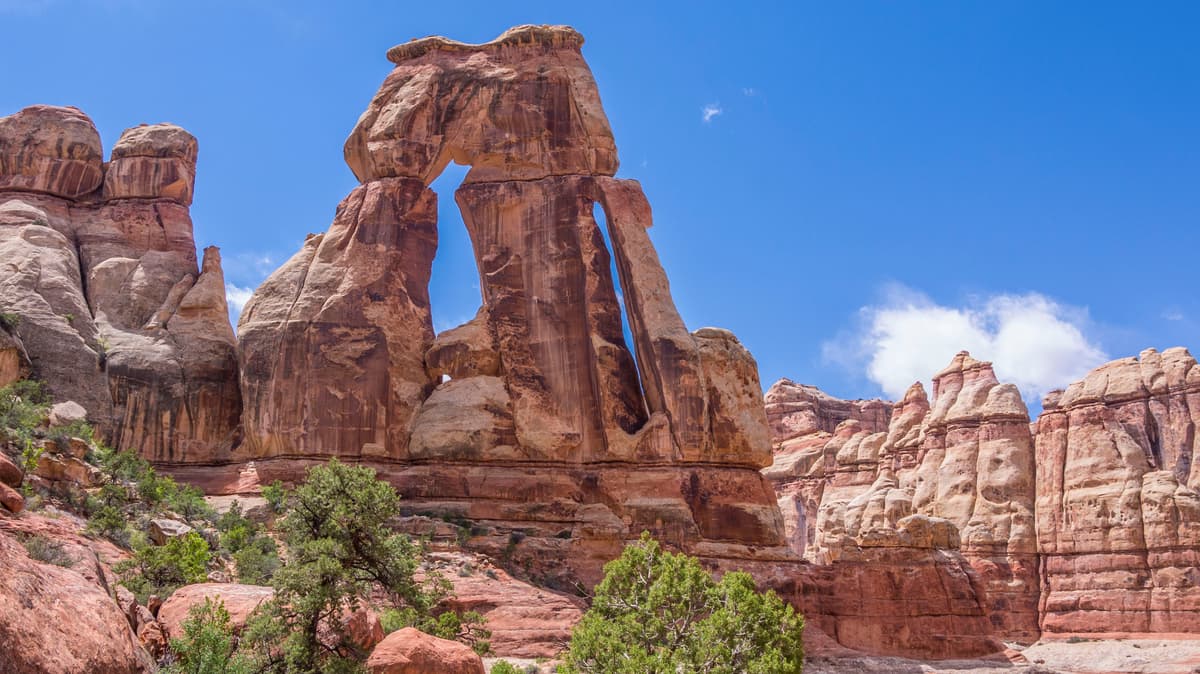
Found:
<box><xmin>345</xmin><ymin>26</ymin><xmax>616</xmax><ymax>185</ymax></box>
<box><xmin>766</xmin><ymin>378</ymin><xmax>891</xmax><ymax>444</ymax></box>
<box><xmin>236</xmin><ymin>25</ymin><xmax>786</xmax><ymax>583</ymax></box>
<box><xmin>0</xmin><ymin>530</ymin><xmax>148</xmax><ymax>674</ymax></box>
<box><xmin>766</xmin><ymin>352</ymin><xmax>1041</xmax><ymax>644</ymax></box>
<box><xmin>1035</xmin><ymin>347</ymin><xmax>1200</xmax><ymax>634</ymax></box>
<box><xmin>238</xmin><ymin>177</ymin><xmax>437</xmax><ymax>461</ymax></box>
<box><xmin>769</xmin><ymin>345</ymin><xmax>1200</xmax><ymax>649</ymax></box>
<box><xmin>0</xmin><ymin>107</ymin><xmax>241</xmax><ymax>464</ymax></box>
<box><xmin>780</xmin><ymin>544</ymin><xmax>1002</xmax><ymax>660</ymax></box>
<box><xmin>0</xmin><ymin>105</ymin><xmax>103</xmax><ymax>198</ymax></box>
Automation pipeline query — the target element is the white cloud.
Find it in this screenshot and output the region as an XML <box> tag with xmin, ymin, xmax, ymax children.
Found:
<box><xmin>701</xmin><ymin>103</ymin><xmax>723</xmax><ymax>123</ymax></box>
<box><xmin>1163</xmin><ymin>308</ymin><xmax>1184</xmax><ymax>321</ymax></box>
<box><xmin>225</xmin><ymin>283</ymin><xmax>254</xmax><ymax>324</ymax></box>
<box><xmin>742</xmin><ymin>87</ymin><xmax>757</xmax><ymax>96</ymax></box>
<box><xmin>823</xmin><ymin>284</ymin><xmax>1107</xmax><ymax>402</ymax></box>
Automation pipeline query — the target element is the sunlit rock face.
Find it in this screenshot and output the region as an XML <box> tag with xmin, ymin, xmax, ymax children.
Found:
<box><xmin>1035</xmin><ymin>347</ymin><xmax>1200</xmax><ymax>635</ymax></box>
<box><xmin>766</xmin><ymin>353</ymin><xmax>1042</xmax><ymax>643</ymax></box>
<box><xmin>0</xmin><ymin>106</ymin><xmax>241</xmax><ymax>463</ymax></box>
<box><xmin>768</xmin><ymin>345</ymin><xmax>1200</xmax><ymax>647</ymax></box>
<box><xmin>236</xmin><ymin>25</ymin><xmax>787</xmax><ymax>587</ymax></box>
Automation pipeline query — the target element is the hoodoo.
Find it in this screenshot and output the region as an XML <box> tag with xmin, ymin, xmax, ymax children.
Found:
<box><xmin>0</xmin><ymin>106</ymin><xmax>241</xmax><ymax>465</ymax></box>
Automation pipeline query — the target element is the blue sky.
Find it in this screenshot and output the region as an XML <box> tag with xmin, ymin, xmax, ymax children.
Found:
<box><xmin>2</xmin><ymin>1</ymin><xmax>1197</xmax><ymax>407</ymax></box>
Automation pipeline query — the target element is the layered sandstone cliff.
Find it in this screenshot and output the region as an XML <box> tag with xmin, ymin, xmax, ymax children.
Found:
<box><xmin>234</xmin><ymin>25</ymin><xmax>787</xmax><ymax>587</ymax></box>
<box><xmin>769</xmin><ymin>347</ymin><xmax>1200</xmax><ymax>646</ymax></box>
<box><xmin>0</xmin><ymin>106</ymin><xmax>241</xmax><ymax>463</ymax></box>
<box><xmin>1036</xmin><ymin>347</ymin><xmax>1200</xmax><ymax>634</ymax></box>
<box><xmin>766</xmin><ymin>353</ymin><xmax>1042</xmax><ymax>642</ymax></box>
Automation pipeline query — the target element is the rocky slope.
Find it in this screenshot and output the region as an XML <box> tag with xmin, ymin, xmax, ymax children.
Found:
<box><xmin>0</xmin><ymin>106</ymin><xmax>241</xmax><ymax>465</ymax></box>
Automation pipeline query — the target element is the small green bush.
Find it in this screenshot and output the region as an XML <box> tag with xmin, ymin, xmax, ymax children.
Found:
<box><xmin>489</xmin><ymin>661</ymin><xmax>521</xmax><ymax>674</ymax></box>
<box><xmin>379</xmin><ymin>607</ymin><xmax>491</xmax><ymax>656</ymax></box>
<box><xmin>87</xmin><ymin>504</ymin><xmax>132</xmax><ymax>546</ymax></box>
<box><xmin>0</xmin><ymin>312</ymin><xmax>21</xmax><ymax>331</ymax></box>
<box><xmin>163</xmin><ymin>597</ymin><xmax>254</xmax><ymax>674</ymax></box>
<box><xmin>167</xmin><ymin>483</ymin><xmax>215</xmax><ymax>522</ymax></box>
<box><xmin>233</xmin><ymin>535</ymin><xmax>280</xmax><ymax>585</ymax></box>
<box><xmin>217</xmin><ymin>501</ymin><xmax>257</xmax><ymax>553</ymax></box>
<box><xmin>23</xmin><ymin>535</ymin><xmax>73</xmax><ymax>567</ymax></box>
<box><xmin>117</xmin><ymin>531</ymin><xmax>211</xmax><ymax>604</ymax></box>
<box><xmin>49</xmin><ymin>419</ymin><xmax>94</xmax><ymax>445</ymax></box>
<box><xmin>0</xmin><ymin>381</ymin><xmax>49</xmax><ymax>479</ymax></box>
<box><xmin>261</xmin><ymin>480</ymin><xmax>287</xmax><ymax>513</ymax></box>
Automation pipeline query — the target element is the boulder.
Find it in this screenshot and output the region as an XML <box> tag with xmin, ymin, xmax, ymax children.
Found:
<box><xmin>102</xmin><ymin>123</ymin><xmax>197</xmax><ymax>204</ymax></box>
<box><xmin>49</xmin><ymin>400</ymin><xmax>88</xmax><ymax>427</ymax></box>
<box><xmin>0</xmin><ymin>481</ymin><xmax>24</xmax><ymax>513</ymax></box>
<box><xmin>366</xmin><ymin>627</ymin><xmax>485</xmax><ymax>674</ymax></box>
<box><xmin>157</xmin><ymin>583</ymin><xmax>274</xmax><ymax>640</ymax></box>
<box><xmin>0</xmin><ymin>451</ymin><xmax>23</xmax><ymax>487</ymax></box>
<box><xmin>0</xmin><ymin>531</ymin><xmax>148</xmax><ymax>673</ymax></box>
<box><xmin>147</xmin><ymin>518</ymin><xmax>193</xmax><ymax>545</ymax></box>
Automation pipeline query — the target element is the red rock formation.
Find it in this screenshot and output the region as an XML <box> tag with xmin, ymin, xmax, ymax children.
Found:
<box><xmin>0</xmin><ymin>106</ymin><xmax>241</xmax><ymax>464</ymax></box>
<box><xmin>1035</xmin><ymin>347</ymin><xmax>1200</xmax><ymax>634</ymax></box>
<box><xmin>766</xmin><ymin>352</ymin><xmax>1041</xmax><ymax>644</ymax></box>
<box><xmin>157</xmin><ymin>583</ymin><xmax>275</xmax><ymax>639</ymax></box>
<box><xmin>779</xmin><ymin>536</ymin><xmax>1002</xmax><ymax>659</ymax></box>
<box><xmin>765</xmin><ymin>378</ymin><xmax>891</xmax><ymax>445</ymax></box>
<box><xmin>0</xmin><ymin>524</ymin><xmax>149</xmax><ymax>673</ymax></box>
<box><xmin>366</xmin><ymin>627</ymin><xmax>485</xmax><ymax>674</ymax></box>
<box><xmin>236</xmin><ymin>25</ymin><xmax>787</xmax><ymax>586</ymax></box>
<box><xmin>431</xmin><ymin>551</ymin><xmax>584</xmax><ymax>659</ymax></box>
<box><xmin>904</xmin><ymin>353</ymin><xmax>1040</xmax><ymax>641</ymax></box>
<box><xmin>237</xmin><ymin>178</ymin><xmax>437</xmax><ymax>460</ymax></box>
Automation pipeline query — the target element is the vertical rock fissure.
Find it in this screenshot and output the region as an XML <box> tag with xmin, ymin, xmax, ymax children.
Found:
<box><xmin>591</xmin><ymin>201</ymin><xmax>649</xmax><ymax>421</ymax></box>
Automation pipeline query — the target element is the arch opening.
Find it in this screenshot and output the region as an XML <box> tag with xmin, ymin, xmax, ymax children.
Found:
<box><xmin>426</xmin><ymin>161</ymin><xmax>482</xmax><ymax>337</ymax></box>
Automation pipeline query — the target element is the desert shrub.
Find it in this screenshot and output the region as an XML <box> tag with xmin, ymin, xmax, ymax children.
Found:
<box><xmin>0</xmin><ymin>381</ymin><xmax>49</xmax><ymax>477</ymax></box>
<box><xmin>233</xmin><ymin>535</ymin><xmax>280</xmax><ymax>585</ymax></box>
<box><xmin>217</xmin><ymin>501</ymin><xmax>257</xmax><ymax>553</ymax></box>
<box><xmin>23</xmin><ymin>534</ymin><xmax>73</xmax><ymax>567</ymax></box>
<box><xmin>117</xmin><ymin>531</ymin><xmax>211</xmax><ymax>604</ymax></box>
<box><xmin>162</xmin><ymin>597</ymin><xmax>254</xmax><ymax>674</ymax></box>
<box><xmin>87</xmin><ymin>504</ymin><xmax>132</xmax><ymax>545</ymax></box>
<box><xmin>0</xmin><ymin>312</ymin><xmax>21</xmax><ymax>331</ymax></box>
<box><xmin>49</xmin><ymin>418</ymin><xmax>94</xmax><ymax>445</ymax></box>
<box><xmin>379</xmin><ymin>607</ymin><xmax>491</xmax><ymax>655</ymax></box>
<box><xmin>489</xmin><ymin>661</ymin><xmax>523</xmax><ymax>674</ymax></box>
<box><xmin>168</xmin><ymin>483</ymin><xmax>215</xmax><ymax>522</ymax></box>
<box><xmin>561</xmin><ymin>533</ymin><xmax>804</xmax><ymax>674</ymax></box>
<box><xmin>0</xmin><ymin>380</ymin><xmax>48</xmax><ymax>430</ymax></box>
<box><xmin>261</xmin><ymin>480</ymin><xmax>287</xmax><ymax>513</ymax></box>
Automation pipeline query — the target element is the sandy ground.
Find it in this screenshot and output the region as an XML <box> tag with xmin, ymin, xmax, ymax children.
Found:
<box><xmin>805</xmin><ymin>638</ymin><xmax>1200</xmax><ymax>674</ymax></box>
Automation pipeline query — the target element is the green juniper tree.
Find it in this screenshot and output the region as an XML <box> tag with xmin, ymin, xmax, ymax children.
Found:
<box><xmin>562</xmin><ymin>533</ymin><xmax>805</xmax><ymax>674</ymax></box>
<box><xmin>240</xmin><ymin>459</ymin><xmax>449</xmax><ymax>673</ymax></box>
